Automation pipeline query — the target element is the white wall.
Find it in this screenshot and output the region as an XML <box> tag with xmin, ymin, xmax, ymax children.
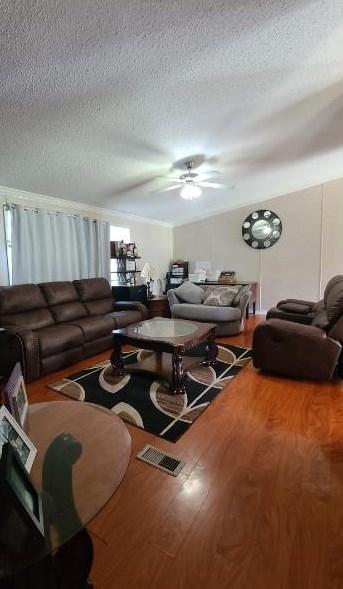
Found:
<box><xmin>173</xmin><ymin>178</ymin><xmax>343</xmax><ymax>311</ymax></box>
<box><xmin>0</xmin><ymin>186</ymin><xmax>173</xmax><ymax>286</ymax></box>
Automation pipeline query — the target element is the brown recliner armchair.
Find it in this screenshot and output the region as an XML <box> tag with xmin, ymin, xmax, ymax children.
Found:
<box><xmin>266</xmin><ymin>275</ymin><xmax>343</xmax><ymax>326</ymax></box>
<box><xmin>253</xmin><ymin>276</ymin><xmax>343</xmax><ymax>380</ymax></box>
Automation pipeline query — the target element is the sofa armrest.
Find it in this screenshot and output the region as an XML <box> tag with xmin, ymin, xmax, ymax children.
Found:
<box><xmin>277</xmin><ymin>298</ymin><xmax>316</xmax><ymax>308</ymax></box>
<box><xmin>253</xmin><ymin>319</ymin><xmax>341</xmax><ymax>380</ymax></box>
<box><xmin>236</xmin><ymin>292</ymin><xmax>250</xmax><ymax>318</ymax></box>
<box><xmin>167</xmin><ymin>289</ymin><xmax>180</xmax><ymax>309</ymax></box>
<box><xmin>0</xmin><ymin>326</ymin><xmax>41</xmax><ymax>383</ymax></box>
<box><xmin>113</xmin><ymin>301</ymin><xmax>148</xmax><ymax>319</ymax></box>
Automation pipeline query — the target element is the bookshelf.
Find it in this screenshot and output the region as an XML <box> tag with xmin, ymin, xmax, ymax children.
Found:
<box><xmin>110</xmin><ymin>241</ymin><xmax>141</xmax><ymax>286</ymax></box>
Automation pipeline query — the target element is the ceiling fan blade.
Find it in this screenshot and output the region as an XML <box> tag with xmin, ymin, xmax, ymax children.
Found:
<box><xmin>161</xmin><ymin>184</ymin><xmax>181</xmax><ymax>192</ymax></box>
<box><xmin>113</xmin><ymin>175</ymin><xmax>162</xmax><ymax>196</ymax></box>
<box><xmin>164</xmin><ymin>176</ymin><xmax>183</xmax><ymax>182</ymax></box>
<box><xmin>198</xmin><ymin>181</ymin><xmax>225</xmax><ymax>189</ymax></box>
<box><xmin>196</xmin><ymin>170</ymin><xmax>221</xmax><ymax>181</ymax></box>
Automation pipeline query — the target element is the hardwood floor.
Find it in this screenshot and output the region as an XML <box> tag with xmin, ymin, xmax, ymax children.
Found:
<box><xmin>27</xmin><ymin>315</ymin><xmax>343</xmax><ymax>589</ymax></box>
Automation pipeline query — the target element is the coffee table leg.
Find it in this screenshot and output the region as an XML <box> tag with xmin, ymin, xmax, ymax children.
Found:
<box><xmin>111</xmin><ymin>340</ymin><xmax>125</xmax><ymax>376</ymax></box>
<box><xmin>172</xmin><ymin>352</ymin><xmax>185</xmax><ymax>395</ymax></box>
<box><xmin>204</xmin><ymin>332</ymin><xmax>218</xmax><ymax>366</ymax></box>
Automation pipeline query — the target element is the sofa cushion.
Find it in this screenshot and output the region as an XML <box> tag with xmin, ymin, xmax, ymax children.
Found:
<box><xmin>35</xmin><ymin>325</ymin><xmax>84</xmax><ymax>358</ymax></box>
<box><xmin>68</xmin><ymin>315</ymin><xmax>115</xmax><ymax>342</ymax></box>
<box><xmin>84</xmin><ymin>298</ymin><xmax>113</xmax><ymax>316</ymax></box>
<box><xmin>73</xmin><ymin>278</ymin><xmax>112</xmax><ymax>302</ymax></box>
<box><xmin>174</xmin><ymin>282</ymin><xmax>205</xmax><ymax>305</ymax></box>
<box><xmin>278</xmin><ymin>302</ymin><xmax>313</xmax><ymax>314</ymax></box>
<box><xmin>0</xmin><ymin>284</ymin><xmax>47</xmax><ymax>314</ymax></box>
<box><xmin>0</xmin><ymin>309</ymin><xmax>55</xmax><ymax>330</ymax></box>
<box><xmin>39</xmin><ymin>281</ymin><xmax>79</xmax><ymax>305</ymax></box>
<box><xmin>50</xmin><ymin>302</ymin><xmax>88</xmax><ymax>323</ymax></box>
<box><xmin>203</xmin><ymin>285</ymin><xmax>241</xmax><ymax>307</ymax></box>
<box><xmin>172</xmin><ymin>303</ymin><xmax>241</xmax><ymax>322</ymax></box>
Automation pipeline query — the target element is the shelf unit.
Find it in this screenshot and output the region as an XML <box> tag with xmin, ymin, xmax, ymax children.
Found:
<box><xmin>165</xmin><ymin>261</ymin><xmax>189</xmax><ymax>291</ymax></box>
<box><xmin>111</xmin><ymin>256</ymin><xmax>141</xmax><ymax>286</ymax></box>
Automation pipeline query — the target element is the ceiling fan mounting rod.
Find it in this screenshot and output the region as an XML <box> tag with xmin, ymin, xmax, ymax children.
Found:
<box><xmin>184</xmin><ymin>160</ymin><xmax>194</xmax><ymax>171</ymax></box>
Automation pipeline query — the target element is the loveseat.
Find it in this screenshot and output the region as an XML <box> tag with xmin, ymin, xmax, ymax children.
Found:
<box><xmin>0</xmin><ymin>278</ymin><xmax>148</xmax><ymax>382</ymax></box>
<box><xmin>167</xmin><ymin>282</ymin><xmax>250</xmax><ymax>336</ymax></box>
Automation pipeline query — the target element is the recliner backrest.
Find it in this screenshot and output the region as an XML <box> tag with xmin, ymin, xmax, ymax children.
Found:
<box><xmin>0</xmin><ymin>284</ymin><xmax>55</xmax><ymax>330</ymax></box>
<box><xmin>324</xmin><ymin>275</ymin><xmax>343</xmax><ymax>327</ymax></box>
<box><xmin>73</xmin><ymin>278</ymin><xmax>113</xmax><ymax>315</ymax></box>
<box><xmin>39</xmin><ymin>281</ymin><xmax>88</xmax><ymax>323</ymax></box>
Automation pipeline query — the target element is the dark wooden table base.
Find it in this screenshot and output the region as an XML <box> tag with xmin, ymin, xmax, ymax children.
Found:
<box><xmin>111</xmin><ymin>335</ymin><xmax>218</xmax><ymax>395</ymax></box>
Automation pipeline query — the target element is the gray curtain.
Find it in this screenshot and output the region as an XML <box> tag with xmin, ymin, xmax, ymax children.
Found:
<box><xmin>10</xmin><ymin>205</ymin><xmax>110</xmax><ymax>284</ymax></box>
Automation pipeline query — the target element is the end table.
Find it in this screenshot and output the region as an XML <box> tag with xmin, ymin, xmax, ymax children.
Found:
<box><xmin>146</xmin><ymin>296</ymin><xmax>171</xmax><ymax>318</ymax></box>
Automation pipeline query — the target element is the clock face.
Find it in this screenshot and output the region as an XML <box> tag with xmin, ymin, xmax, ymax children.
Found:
<box><xmin>242</xmin><ymin>210</ymin><xmax>282</xmax><ymax>249</ymax></box>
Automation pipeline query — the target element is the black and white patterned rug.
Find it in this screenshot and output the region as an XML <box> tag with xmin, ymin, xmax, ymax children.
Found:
<box><xmin>49</xmin><ymin>343</ymin><xmax>251</xmax><ymax>442</ymax></box>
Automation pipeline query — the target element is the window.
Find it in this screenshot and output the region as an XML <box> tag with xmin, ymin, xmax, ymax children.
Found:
<box><xmin>4</xmin><ymin>206</ymin><xmax>13</xmax><ymax>284</ymax></box>
<box><xmin>110</xmin><ymin>225</ymin><xmax>130</xmax><ymax>243</ymax></box>
<box><xmin>110</xmin><ymin>225</ymin><xmax>131</xmax><ymax>286</ymax></box>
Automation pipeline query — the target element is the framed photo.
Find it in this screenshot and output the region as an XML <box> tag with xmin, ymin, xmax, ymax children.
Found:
<box><xmin>0</xmin><ymin>406</ymin><xmax>37</xmax><ymax>472</ymax></box>
<box><xmin>3</xmin><ymin>363</ymin><xmax>28</xmax><ymax>428</ymax></box>
<box><xmin>0</xmin><ymin>442</ymin><xmax>44</xmax><ymax>537</ymax></box>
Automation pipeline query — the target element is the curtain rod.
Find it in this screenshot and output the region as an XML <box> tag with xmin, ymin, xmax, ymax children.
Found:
<box><xmin>3</xmin><ymin>203</ymin><xmax>107</xmax><ymax>224</ymax></box>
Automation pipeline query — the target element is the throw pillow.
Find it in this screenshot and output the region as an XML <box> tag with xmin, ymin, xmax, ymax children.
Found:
<box><xmin>175</xmin><ymin>281</ymin><xmax>205</xmax><ymax>305</ymax></box>
<box><xmin>203</xmin><ymin>285</ymin><xmax>240</xmax><ymax>307</ymax></box>
<box><xmin>232</xmin><ymin>284</ymin><xmax>251</xmax><ymax>307</ymax></box>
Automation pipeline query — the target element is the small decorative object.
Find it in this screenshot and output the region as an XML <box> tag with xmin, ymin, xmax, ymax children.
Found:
<box><xmin>141</xmin><ymin>263</ymin><xmax>156</xmax><ymax>298</ymax></box>
<box><xmin>3</xmin><ymin>363</ymin><xmax>28</xmax><ymax>428</ymax></box>
<box><xmin>218</xmin><ymin>271</ymin><xmax>236</xmax><ymax>284</ymax></box>
<box><xmin>0</xmin><ymin>442</ymin><xmax>44</xmax><ymax>537</ymax></box>
<box><xmin>242</xmin><ymin>210</ymin><xmax>282</xmax><ymax>249</ymax></box>
<box><xmin>126</xmin><ymin>242</ymin><xmax>135</xmax><ymax>257</ymax></box>
<box><xmin>119</xmin><ymin>240</ymin><xmax>127</xmax><ymax>256</ymax></box>
<box><xmin>0</xmin><ymin>406</ymin><xmax>37</xmax><ymax>472</ymax></box>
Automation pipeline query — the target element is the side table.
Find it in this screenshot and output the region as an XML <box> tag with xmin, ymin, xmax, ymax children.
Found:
<box><xmin>146</xmin><ymin>295</ymin><xmax>171</xmax><ymax>318</ymax></box>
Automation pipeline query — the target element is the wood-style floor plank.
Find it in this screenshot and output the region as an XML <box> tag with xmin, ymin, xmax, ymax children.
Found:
<box><xmin>27</xmin><ymin>315</ymin><xmax>343</xmax><ymax>589</ymax></box>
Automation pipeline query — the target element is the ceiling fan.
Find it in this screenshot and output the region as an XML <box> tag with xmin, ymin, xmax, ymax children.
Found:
<box><xmin>162</xmin><ymin>160</ymin><xmax>225</xmax><ymax>200</ymax></box>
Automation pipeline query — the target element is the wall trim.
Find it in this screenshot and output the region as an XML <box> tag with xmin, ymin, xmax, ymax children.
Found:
<box><xmin>0</xmin><ymin>185</ymin><xmax>173</xmax><ymax>228</ymax></box>
<box><xmin>318</xmin><ymin>184</ymin><xmax>325</xmax><ymax>298</ymax></box>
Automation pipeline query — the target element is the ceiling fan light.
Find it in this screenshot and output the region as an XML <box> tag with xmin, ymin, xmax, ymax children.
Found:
<box><xmin>180</xmin><ymin>184</ymin><xmax>202</xmax><ymax>200</ymax></box>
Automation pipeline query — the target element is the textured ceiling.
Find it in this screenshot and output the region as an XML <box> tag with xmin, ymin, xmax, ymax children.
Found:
<box><xmin>1</xmin><ymin>0</ymin><xmax>343</xmax><ymax>224</ymax></box>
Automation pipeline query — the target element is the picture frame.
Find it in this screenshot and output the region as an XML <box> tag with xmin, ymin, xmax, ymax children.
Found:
<box><xmin>0</xmin><ymin>406</ymin><xmax>37</xmax><ymax>472</ymax></box>
<box><xmin>0</xmin><ymin>442</ymin><xmax>44</xmax><ymax>537</ymax></box>
<box><xmin>3</xmin><ymin>362</ymin><xmax>29</xmax><ymax>428</ymax></box>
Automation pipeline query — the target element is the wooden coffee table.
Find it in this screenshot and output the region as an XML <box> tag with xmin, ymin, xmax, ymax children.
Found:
<box><xmin>111</xmin><ymin>317</ymin><xmax>218</xmax><ymax>395</ymax></box>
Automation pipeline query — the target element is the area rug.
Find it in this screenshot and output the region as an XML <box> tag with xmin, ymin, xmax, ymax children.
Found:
<box><xmin>49</xmin><ymin>343</ymin><xmax>251</xmax><ymax>442</ymax></box>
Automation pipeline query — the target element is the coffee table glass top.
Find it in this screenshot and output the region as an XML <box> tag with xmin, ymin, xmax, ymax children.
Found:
<box><xmin>134</xmin><ymin>319</ymin><xmax>198</xmax><ymax>338</ymax></box>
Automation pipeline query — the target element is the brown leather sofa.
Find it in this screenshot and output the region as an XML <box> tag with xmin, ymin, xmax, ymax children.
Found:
<box><xmin>0</xmin><ymin>278</ymin><xmax>148</xmax><ymax>382</ymax></box>
<box><xmin>253</xmin><ymin>275</ymin><xmax>343</xmax><ymax>380</ymax></box>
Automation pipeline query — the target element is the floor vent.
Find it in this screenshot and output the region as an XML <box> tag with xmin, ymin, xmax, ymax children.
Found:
<box><xmin>136</xmin><ymin>444</ymin><xmax>185</xmax><ymax>476</ymax></box>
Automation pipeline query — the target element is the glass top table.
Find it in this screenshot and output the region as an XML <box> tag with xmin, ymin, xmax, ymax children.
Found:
<box><xmin>0</xmin><ymin>401</ymin><xmax>131</xmax><ymax>580</ymax></box>
<box><xmin>112</xmin><ymin>318</ymin><xmax>218</xmax><ymax>395</ymax></box>
<box><xmin>134</xmin><ymin>319</ymin><xmax>198</xmax><ymax>338</ymax></box>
